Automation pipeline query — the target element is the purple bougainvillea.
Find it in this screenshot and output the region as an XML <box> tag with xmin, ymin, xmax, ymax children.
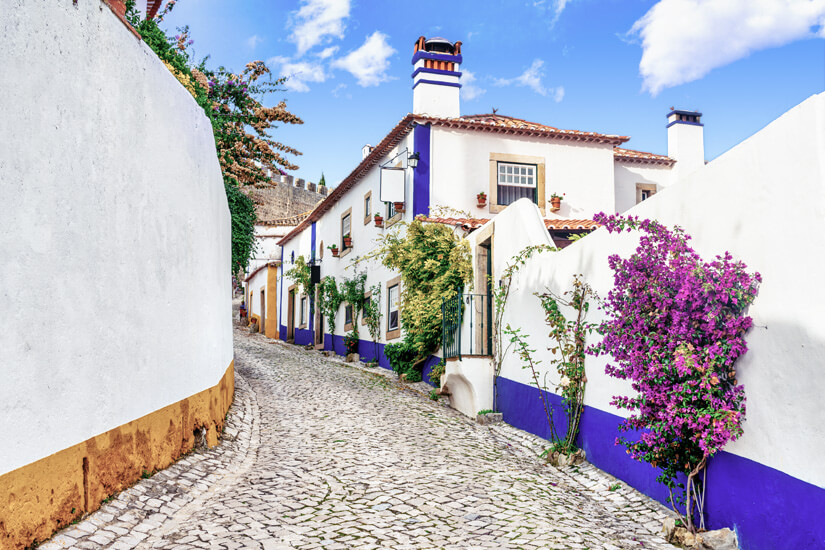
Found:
<box><xmin>591</xmin><ymin>213</ymin><xmax>761</xmax><ymax>531</ymax></box>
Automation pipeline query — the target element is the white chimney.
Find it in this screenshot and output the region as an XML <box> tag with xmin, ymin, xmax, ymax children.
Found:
<box><xmin>667</xmin><ymin>109</ymin><xmax>704</xmax><ymax>178</ymax></box>
<box><xmin>361</xmin><ymin>144</ymin><xmax>373</xmax><ymax>160</ymax></box>
<box><xmin>412</xmin><ymin>36</ymin><xmax>462</xmax><ymax>118</ymax></box>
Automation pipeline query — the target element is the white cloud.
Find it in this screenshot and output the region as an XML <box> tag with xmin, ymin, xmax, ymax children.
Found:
<box><xmin>553</xmin><ymin>86</ymin><xmax>565</xmax><ymax>102</ymax></box>
<box><xmin>316</xmin><ymin>46</ymin><xmax>339</xmax><ymax>59</ymax></box>
<box><xmin>290</xmin><ymin>0</ymin><xmax>351</xmax><ymax>56</ymax></box>
<box><xmin>629</xmin><ymin>0</ymin><xmax>825</xmax><ymax>96</ymax></box>
<box><xmin>332</xmin><ymin>32</ymin><xmax>397</xmax><ymax>87</ymax></box>
<box><xmin>246</xmin><ymin>34</ymin><xmax>262</xmax><ymax>50</ymax></box>
<box><xmin>460</xmin><ymin>70</ymin><xmax>486</xmax><ymax>101</ymax></box>
<box><xmin>495</xmin><ymin>59</ymin><xmax>549</xmax><ymax>95</ymax></box>
<box><xmin>533</xmin><ymin>0</ymin><xmax>576</xmax><ymax>27</ymax></box>
<box><xmin>279</xmin><ymin>61</ymin><xmax>326</xmax><ymax>93</ymax></box>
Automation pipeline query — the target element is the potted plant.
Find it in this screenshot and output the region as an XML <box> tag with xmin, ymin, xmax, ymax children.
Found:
<box><xmin>328</xmin><ymin>243</ymin><xmax>339</xmax><ymax>257</ymax></box>
<box><xmin>374</xmin><ymin>212</ymin><xmax>384</xmax><ymax>228</ymax></box>
<box><xmin>550</xmin><ymin>192</ymin><xmax>564</xmax><ymax>211</ymax></box>
<box><xmin>394</xmin><ymin>201</ymin><xmax>405</xmax><ymax>213</ymax></box>
<box><xmin>342</xmin><ymin>233</ymin><xmax>352</xmax><ymax>248</ymax></box>
<box><xmin>476</xmin><ymin>191</ymin><xmax>487</xmax><ymax>207</ymax></box>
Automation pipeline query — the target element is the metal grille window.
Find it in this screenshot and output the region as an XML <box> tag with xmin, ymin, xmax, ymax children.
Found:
<box><xmin>388</xmin><ymin>284</ymin><xmax>400</xmax><ymax>331</ymax></box>
<box><xmin>497</xmin><ymin>162</ymin><xmax>536</xmax><ymax>205</ymax></box>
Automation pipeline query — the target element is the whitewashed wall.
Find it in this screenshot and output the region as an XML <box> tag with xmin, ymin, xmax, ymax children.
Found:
<box><xmin>613</xmin><ymin>162</ymin><xmax>672</xmax><ymax>214</ymax></box>
<box><xmin>0</xmin><ymin>0</ymin><xmax>232</xmax><ymax>475</ymax></box>
<box><xmin>280</xmin><ymin>133</ymin><xmax>417</xmax><ymax>343</ymax></box>
<box><xmin>429</xmin><ymin>128</ymin><xmax>618</xmax><ymax>218</ymax></box>
<box><xmin>496</xmin><ymin>92</ymin><xmax>825</xmax><ymax>487</ymax></box>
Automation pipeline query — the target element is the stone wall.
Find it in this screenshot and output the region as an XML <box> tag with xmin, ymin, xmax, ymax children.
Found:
<box><xmin>247</xmin><ymin>174</ymin><xmax>329</xmax><ymax>222</ymax></box>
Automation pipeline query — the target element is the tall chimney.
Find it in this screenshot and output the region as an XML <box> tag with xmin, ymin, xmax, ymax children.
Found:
<box><xmin>667</xmin><ymin>109</ymin><xmax>704</xmax><ymax>178</ymax></box>
<box><xmin>412</xmin><ymin>36</ymin><xmax>462</xmax><ymax>118</ymax></box>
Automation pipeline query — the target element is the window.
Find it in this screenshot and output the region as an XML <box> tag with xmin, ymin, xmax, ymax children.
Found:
<box><xmin>636</xmin><ymin>183</ymin><xmax>657</xmax><ymax>204</ymax></box>
<box><xmin>340</xmin><ymin>207</ymin><xmax>352</xmax><ymax>255</ymax></box>
<box><xmin>497</xmin><ymin>162</ymin><xmax>536</xmax><ymax>206</ymax></box>
<box><xmin>388</xmin><ymin>283</ymin><xmax>399</xmax><ymax>331</ymax></box>
<box><xmin>488</xmin><ymin>153</ymin><xmax>545</xmax><ymax>214</ymax></box>
<box><xmin>300</xmin><ymin>296</ymin><xmax>307</xmax><ymax>326</ymax></box>
<box><xmin>363</xmin><ymin>191</ymin><xmax>372</xmax><ymax>224</ymax></box>
<box><xmin>344</xmin><ymin>303</ymin><xmax>353</xmax><ymax>327</ymax></box>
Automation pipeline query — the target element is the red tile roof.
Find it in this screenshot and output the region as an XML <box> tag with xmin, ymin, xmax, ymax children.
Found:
<box><xmin>613</xmin><ymin>147</ymin><xmax>675</xmax><ymax>166</ymax></box>
<box><xmin>421</xmin><ymin>217</ymin><xmax>600</xmax><ymax>232</ymax></box>
<box><xmin>278</xmin><ymin>112</ymin><xmax>631</xmax><ymax>246</ymax></box>
<box><xmin>423</xmin><ymin>114</ymin><xmax>629</xmax><ymax>145</ymax></box>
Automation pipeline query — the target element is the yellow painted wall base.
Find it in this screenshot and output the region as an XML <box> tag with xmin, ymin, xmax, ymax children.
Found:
<box><xmin>264</xmin><ymin>266</ymin><xmax>279</xmax><ymax>339</ymax></box>
<box><xmin>0</xmin><ymin>362</ymin><xmax>235</xmax><ymax>550</ymax></box>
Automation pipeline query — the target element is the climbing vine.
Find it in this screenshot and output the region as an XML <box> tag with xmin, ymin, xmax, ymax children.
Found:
<box><xmin>591</xmin><ymin>213</ymin><xmax>761</xmax><ymax>532</ymax></box>
<box><xmin>506</xmin><ymin>276</ymin><xmax>595</xmax><ymax>458</ymax></box>
<box><xmin>362</xmin><ymin>284</ymin><xmax>382</xmax><ymax>359</ymax></box>
<box><xmin>340</xmin><ymin>273</ymin><xmax>368</xmax><ymax>354</ymax></box>
<box><xmin>318</xmin><ymin>276</ymin><xmax>342</xmax><ymax>339</ymax></box>
<box><xmin>360</xmin><ymin>216</ymin><xmax>472</xmax><ymax>380</ymax></box>
<box><xmin>491</xmin><ymin>245</ymin><xmax>556</xmax><ymax>409</ymax></box>
<box><xmin>284</xmin><ymin>255</ymin><xmax>312</xmax><ymax>298</ymax></box>
<box><xmin>125</xmin><ymin>1</ymin><xmax>303</xmax><ymax>274</ymax></box>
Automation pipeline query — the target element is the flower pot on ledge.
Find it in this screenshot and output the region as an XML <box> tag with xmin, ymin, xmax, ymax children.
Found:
<box><xmin>374</xmin><ymin>216</ymin><xmax>384</xmax><ymax>228</ymax></box>
<box><xmin>476</xmin><ymin>194</ymin><xmax>487</xmax><ymax>208</ymax></box>
<box><xmin>550</xmin><ymin>197</ymin><xmax>562</xmax><ymax>211</ymax></box>
<box><xmin>394</xmin><ymin>201</ymin><xmax>405</xmax><ymax>213</ymax></box>
<box><xmin>330</xmin><ymin>247</ymin><xmax>339</xmax><ymax>257</ymax></box>
<box><xmin>343</xmin><ymin>236</ymin><xmax>352</xmax><ymax>248</ymax></box>
<box><xmin>477</xmin><ymin>199</ymin><xmax>487</xmax><ymax>208</ymax></box>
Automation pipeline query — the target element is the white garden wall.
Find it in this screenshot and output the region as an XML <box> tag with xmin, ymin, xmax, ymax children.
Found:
<box><xmin>497</xmin><ymin>91</ymin><xmax>825</xmax><ymax>488</ymax></box>
<box><xmin>0</xmin><ymin>0</ymin><xmax>232</xmax><ymax>476</ymax></box>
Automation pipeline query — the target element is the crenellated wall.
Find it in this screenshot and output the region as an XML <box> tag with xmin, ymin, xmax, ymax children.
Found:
<box><xmin>0</xmin><ymin>1</ymin><xmax>234</xmax><ymax>547</ymax></box>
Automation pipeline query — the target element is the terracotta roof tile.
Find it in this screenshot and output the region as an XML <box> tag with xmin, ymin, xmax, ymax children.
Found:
<box><xmin>279</xmin><ymin>112</ymin><xmax>629</xmax><ymax>247</ymax></box>
<box><xmin>613</xmin><ymin>147</ymin><xmax>675</xmax><ymax>166</ymax></box>
<box><xmin>421</xmin><ymin>216</ymin><xmax>600</xmax><ymax>232</ymax></box>
<box><xmin>421</xmin><ymin>114</ymin><xmax>629</xmax><ymax>145</ymax></box>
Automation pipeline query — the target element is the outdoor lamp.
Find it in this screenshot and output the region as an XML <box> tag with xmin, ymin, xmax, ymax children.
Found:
<box><xmin>408</xmin><ymin>151</ymin><xmax>420</xmax><ymax>168</ymax></box>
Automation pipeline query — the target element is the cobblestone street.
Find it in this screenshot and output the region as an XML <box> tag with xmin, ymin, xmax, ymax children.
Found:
<box><xmin>44</xmin><ymin>328</ymin><xmax>676</xmax><ymax>550</ymax></box>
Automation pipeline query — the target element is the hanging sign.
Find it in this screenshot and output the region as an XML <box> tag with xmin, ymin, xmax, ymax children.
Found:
<box><xmin>380</xmin><ymin>167</ymin><xmax>406</xmax><ymax>203</ymax></box>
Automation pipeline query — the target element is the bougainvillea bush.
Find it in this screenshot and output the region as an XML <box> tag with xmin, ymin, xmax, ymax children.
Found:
<box><xmin>591</xmin><ymin>213</ymin><xmax>761</xmax><ymax>531</ymax></box>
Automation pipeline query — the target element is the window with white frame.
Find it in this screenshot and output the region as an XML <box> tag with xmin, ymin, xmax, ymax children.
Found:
<box><xmin>364</xmin><ymin>193</ymin><xmax>372</xmax><ymax>223</ymax></box>
<box><xmin>497</xmin><ymin>162</ymin><xmax>536</xmax><ymax>205</ymax></box>
<box><xmin>300</xmin><ymin>296</ymin><xmax>307</xmax><ymax>326</ymax></box>
<box><xmin>388</xmin><ymin>283</ymin><xmax>400</xmax><ymax>331</ymax></box>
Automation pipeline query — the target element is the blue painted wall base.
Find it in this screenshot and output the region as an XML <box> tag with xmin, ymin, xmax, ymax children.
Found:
<box><xmin>496</xmin><ymin>376</ymin><xmax>825</xmax><ymax>550</ymax></box>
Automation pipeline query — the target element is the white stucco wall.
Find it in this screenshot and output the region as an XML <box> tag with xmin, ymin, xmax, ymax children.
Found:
<box><xmin>429</xmin><ymin>128</ymin><xmax>618</xmax><ymax>218</ymax></box>
<box><xmin>248</xmin><ymin>224</ymin><xmax>290</xmax><ymax>274</ymax></box>
<box><xmin>0</xmin><ymin>0</ymin><xmax>232</xmax><ymax>475</ymax></box>
<box><xmin>494</xmin><ymin>92</ymin><xmax>825</xmax><ymax>487</ymax></box>
<box><xmin>613</xmin><ymin>162</ymin><xmax>672</xmax><ymax>214</ymax></box>
<box><xmin>280</xmin><ymin>134</ymin><xmax>418</xmax><ymax>343</ymax></box>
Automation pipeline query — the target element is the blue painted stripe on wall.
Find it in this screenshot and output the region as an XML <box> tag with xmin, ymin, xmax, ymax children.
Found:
<box><xmin>412</xmin><ymin>79</ymin><xmax>461</xmax><ymax>90</ymax></box>
<box><xmin>496</xmin><ymin>376</ymin><xmax>825</xmax><ymax>550</ymax></box>
<box><xmin>411</xmin><ymin>51</ymin><xmax>462</xmax><ymax>65</ymax></box>
<box><xmin>411</xmin><ymin>67</ymin><xmax>461</xmax><ymax>79</ymax></box>
<box><xmin>413</xmin><ymin>124</ymin><xmax>431</xmax><ymax>218</ymax></box>
<box><xmin>310</xmin><ymin>222</ymin><xmax>316</xmax><ymax>332</ymax></box>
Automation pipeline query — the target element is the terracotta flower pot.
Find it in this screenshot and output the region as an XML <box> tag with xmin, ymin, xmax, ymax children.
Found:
<box><xmin>343</xmin><ymin>237</ymin><xmax>352</xmax><ymax>248</ymax></box>
<box><xmin>477</xmin><ymin>199</ymin><xmax>487</xmax><ymax>208</ymax></box>
<box><xmin>394</xmin><ymin>201</ymin><xmax>405</xmax><ymax>213</ymax></box>
<box><xmin>550</xmin><ymin>197</ymin><xmax>562</xmax><ymax>211</ymax></box>
<box><xmin>331</xmin><ymin>248</ymin><xmax>339</xmax><ymax>257</ymax></box>
<box><xmin>374</xmin><ymin>216</ymin><xmax>384</xmax><ymax>228</ymax></box>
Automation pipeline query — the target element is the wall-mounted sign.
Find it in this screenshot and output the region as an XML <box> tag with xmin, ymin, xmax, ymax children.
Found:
<box><xmin>380</xmin><ymin>167</ymin><xmax>405</xmax><ymax>203</ymax></box>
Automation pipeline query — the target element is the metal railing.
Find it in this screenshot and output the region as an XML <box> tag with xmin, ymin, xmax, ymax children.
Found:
<box><xmin>441</xmin><ymin>292</ymin><xmax>493</xmax><ymax>360</ymax></box>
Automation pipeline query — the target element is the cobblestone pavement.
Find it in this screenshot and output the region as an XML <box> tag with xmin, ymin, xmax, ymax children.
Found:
<box><xmin>44</xmin><ymin>328</ymin><xmax>676</xmax><ymax>550</ymax></box>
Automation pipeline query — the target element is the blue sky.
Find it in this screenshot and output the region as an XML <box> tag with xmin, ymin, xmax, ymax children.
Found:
<box><xmin>160</xmin><ymin>0</ymin><xmax>825</xmax><ymax>187</ymax></box>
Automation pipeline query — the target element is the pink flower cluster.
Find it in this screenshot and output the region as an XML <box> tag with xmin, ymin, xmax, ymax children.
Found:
<box><xmin>591</xmin><ymin>213</ymin><xmax>761</xmax><ymax>486</ymax></box>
